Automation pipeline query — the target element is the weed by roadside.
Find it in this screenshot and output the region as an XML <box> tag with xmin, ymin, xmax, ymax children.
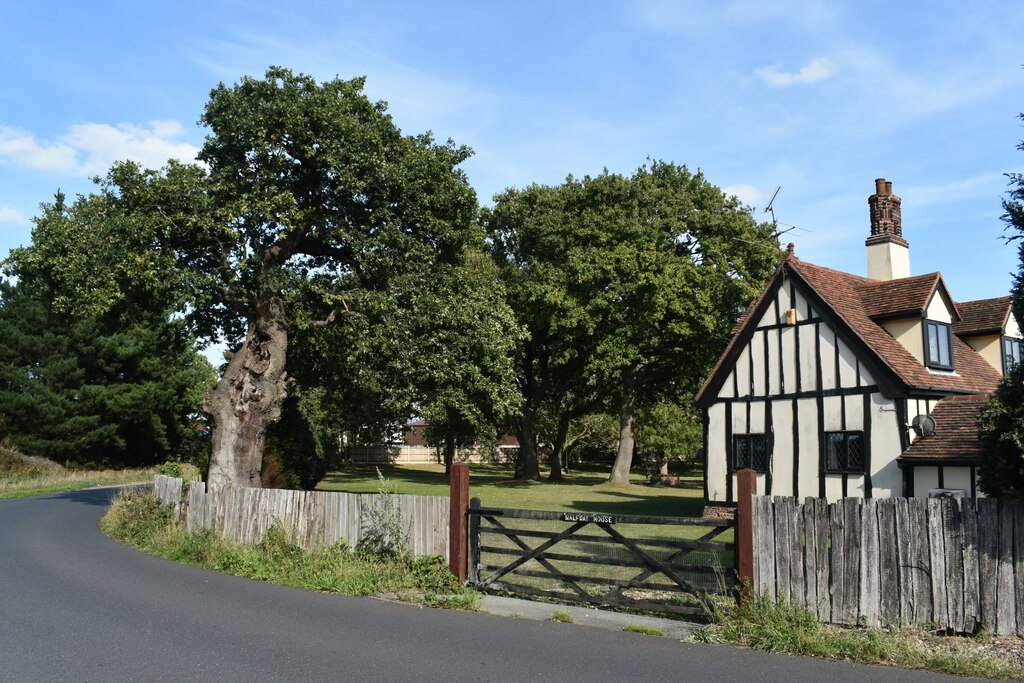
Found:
<box><xmin>698</xmin><ymin>594</ymin><xmax>1021</xmax><ymax>679</ymax></box>
<box><xmin>101</xmin><ymin>491</ymin><xmax>477</xmax><ymax>609</ymax></box>
<box><xmin>551</xmin><ymin>609</ymin><xmax>574</xmax><ymax>624</ymax></box>
<box><xmin>623</xmin><ymin>624</ymin><xmax>664</xmax><ymax>636</ymax></box>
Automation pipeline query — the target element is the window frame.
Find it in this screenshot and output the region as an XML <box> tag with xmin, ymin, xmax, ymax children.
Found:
<box><xmin>731</xmin><ymin>432</ymin><xmax>770</xmax><ymax>473</ymax></box>
<box><xmin>824</xmin><ymin>430</ymin><xmax>865</xmax><ymax>474</ymax></box>
<box><xmin>924</xmin><ymin>320</ymin><xmax>954</xmax><ymax>371</ymax></box>
<box><xmin>1002</xmin><ymin>336</ymin><xmax>1022</xmax><ymax>376</ymax></box>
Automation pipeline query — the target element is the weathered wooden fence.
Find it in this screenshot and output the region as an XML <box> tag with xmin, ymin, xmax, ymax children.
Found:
<box><xmin>752</xmin><ymin>495</ymin><xmax>1024</xmax><ymax>635</ymax></box>
<box><xmin>152</xmin><ymin>475</ymin><xmax>449</xmax><ymax>557</ymax></box>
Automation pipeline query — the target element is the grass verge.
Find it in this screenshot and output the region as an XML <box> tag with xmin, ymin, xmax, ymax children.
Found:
<box><xmin>698</xmin><ymin>594</ymin><xmax>1022</xmax><ymax>679</ymax></box>
<box><xmin>100</xmin><ymin>491</ymin><xmax>479</xmax><ymax>608</ymax></box>
<box><xmin>0</xmin><ymin>448</ymin><xmax>155</xmax><ymax>500</ymax></box>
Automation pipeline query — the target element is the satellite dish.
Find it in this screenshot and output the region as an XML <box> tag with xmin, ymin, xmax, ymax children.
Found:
<box><xmin>911</xmin><ymin>414</ymin><xmax>936</xmax><ymax>438</ymax></box>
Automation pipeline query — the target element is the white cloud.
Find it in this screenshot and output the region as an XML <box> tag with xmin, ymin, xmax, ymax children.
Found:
<box><xmin>0</xmin><ymin>120</ymin><xmax>199</xmax><ymax>177</ymax></box>
<box><xmin>753</xmin><ymin>57</ymin><xmax>836</xmax><ymax>88</ymax></box>
<box><xmin>723</xmin><ymin>183</ymin><xmax>769</xmax><ymax>207</ymax></box>
<box><xmin>0</xmin><ymin>206</ymin><xmax>25</xmax><ymax>223</ymax></box>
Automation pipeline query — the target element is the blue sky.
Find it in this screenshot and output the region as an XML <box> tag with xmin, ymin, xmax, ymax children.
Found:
<box><xmin>1</xmin><ymin>0</ymin><xmax>1022</xmax><ymax>302</ymax></box>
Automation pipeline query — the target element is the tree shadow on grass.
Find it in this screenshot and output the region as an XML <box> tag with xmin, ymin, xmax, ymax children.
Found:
<box><xmin>564</xmin><ymin>492</ymin><xmax>706</xmax><ymax>518</ymax></box>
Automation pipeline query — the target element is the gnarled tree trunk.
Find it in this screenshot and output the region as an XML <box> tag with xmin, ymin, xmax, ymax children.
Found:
<box><xmin>205</xmin><ymin>295</ymin><xmax>289</xmax><ymax>488</ymax></box>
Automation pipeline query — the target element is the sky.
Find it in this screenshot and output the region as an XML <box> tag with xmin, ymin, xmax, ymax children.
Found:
<box><xmin>1</xmin><ymin>0</ymin><xmax>1022</xmax><ymax>302</ymax></box>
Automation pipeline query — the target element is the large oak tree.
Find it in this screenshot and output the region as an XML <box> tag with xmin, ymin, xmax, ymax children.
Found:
<box><xmin>38</xmin><ymin>68</ymin><xmax>492</xmax><ymax>487</ymax></box>
<box><xmin>488</xmin><ymin>163</ymin><xmax>776</xmax><ymax>482</ymax></box>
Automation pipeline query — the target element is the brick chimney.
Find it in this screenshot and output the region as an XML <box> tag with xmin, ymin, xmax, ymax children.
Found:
<box><xmin>865</xmin><ymin>178</ymin><xmax>909</xmax><ymax>280</ymax></box>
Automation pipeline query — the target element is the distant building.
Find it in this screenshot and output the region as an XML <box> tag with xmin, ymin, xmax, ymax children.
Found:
<box><xmin>348</xmin><ymin>421</ymin><xmax>518</xmax><ymax>465</ymax></box>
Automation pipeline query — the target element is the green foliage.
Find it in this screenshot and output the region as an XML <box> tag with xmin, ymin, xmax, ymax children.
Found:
<box><xmin>262</xmin><ymin>389</ymin><xmax>338</xmax><ymax>489</ymax></box>
<box><xmin>634</xmin><ymin>399</ymin><xmax>702</xmax><ymax>461</ymax></box>
<box><xmin>0</xmin><ymin>275</ymin><xmax>214</xmax><ymax>467</ymax></box>
<box><xmin>1006</xmin><ymin>113</ymin><xmax>1024</xmax><ymax>316</ymax></box>
<box><xmin>486</xmin><ymin>162</ymin><xmax>778</xmax><ymax>479</ymax></box>
<box><xmin>982</xmin><ymin>119</ymin><xmax>1024</xmax><ymax>501</ymax></box>
<box><xmin>355</xmin><ymin>470</ymin><xmax>410</xmax><ymax>559</ymax></box>
<box><xmin>157</xmin><ymin>461</ymin><xmax>184</xmax><ymax>478</ymax></box>
<box><xmin>979</xmin><ymin>365</ymin><xmax>1024</xmax><ymax>501</ymax></box>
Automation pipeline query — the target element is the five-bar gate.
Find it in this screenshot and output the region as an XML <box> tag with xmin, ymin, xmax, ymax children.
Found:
<box><xmin>467</xmin><ymin>498</ymin><xmax>735</xmax><ymax>616</ymax></box>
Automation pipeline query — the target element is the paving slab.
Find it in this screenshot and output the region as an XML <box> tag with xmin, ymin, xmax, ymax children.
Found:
<box><xmin>477</xmin><ymin>594</ymin><xmax>705</xmax><ymax>640</ymax></box>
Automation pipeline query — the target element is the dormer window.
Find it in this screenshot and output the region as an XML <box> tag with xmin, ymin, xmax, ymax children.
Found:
<box><xmin>1003</xmin><ymin>337</ymin><xmax>1022</xmax><ymax>375</ymax></box>
<box><xmin>925</xmin><ymin>321</ymin><xmax>953</xmax><ymax>370</ymax></box>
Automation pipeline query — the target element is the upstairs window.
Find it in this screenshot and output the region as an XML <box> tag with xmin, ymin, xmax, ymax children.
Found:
<box><xmin>732</xmin><ymin>433</ymin><xmax>769</xmax><ymax>472</ymax></box>
<box><xmin>925</xmin><ymin>321</ymin><xmax>953</xmax><ymax>370</ymax></box>
<box><xmin>825</xmin><ymin>431</ymin><xmax>865</xmax><ymax>473</ymax></box>
<box><xmin>1003</xmin><ymin>336</ymin><xmax>1023</xmax><ymax>375</ymax></box>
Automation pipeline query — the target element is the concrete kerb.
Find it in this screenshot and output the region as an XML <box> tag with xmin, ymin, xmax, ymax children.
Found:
<box><xmin>476</xmin><ymin>594</ymin><xmax>706</xmax><ymax>640</ymax></box>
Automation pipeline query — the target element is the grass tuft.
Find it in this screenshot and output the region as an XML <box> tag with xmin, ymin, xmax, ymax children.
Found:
<box><xmin>550</xmin><ymin>609</ymin><xmax>574</xmax><ymax>623</ymax></box>
<box><xmin>623</xmin><ymin>624</ymin><xmax>665</xmax><ymax>636</ymax></box>
<box><xmin>699</xmin><ymin>594</ymin><xmax>1020</xmax><ymax>679</ymax></box>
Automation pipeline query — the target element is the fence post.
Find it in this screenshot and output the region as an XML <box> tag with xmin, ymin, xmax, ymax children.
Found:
<box><xmin>449</xmin><ymin>462</ymin><xmax>470</xmax><ymax>581</ymax></box>
<box><xmin>735</xmin><ymin>468</ymin><xmax>757</xmax><ymax>604</ymax></box>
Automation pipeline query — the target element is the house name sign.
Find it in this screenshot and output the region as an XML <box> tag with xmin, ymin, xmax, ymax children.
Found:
<box><xmin>560</xmin><ymin>512</ymin><xmax>615</xmax><ymax>524</ymax></box>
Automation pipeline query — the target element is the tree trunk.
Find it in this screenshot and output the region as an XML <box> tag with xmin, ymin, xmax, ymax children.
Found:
<box><xmin>608</xmin><ymin>365</ymin><xmax>637</xmax><ymax>485</ymax></box>
<box><xmin>443</xmin><ymin>436</ymin><xmax>455</xmax><ymax>476</ymax></box>
<box><xmin>547</xmin><ymin>414</ymin><xmax>570</xmax><ymax>482</ymax></box>
<box><xmin>205</xmin><ymin>295</ymin><xmax>289</xmax><ymax>488</ymax></box>
<box><xmin>514</xmin><ymin>410</ymin><xmax>541</xmax><ymax>480</ymax></box>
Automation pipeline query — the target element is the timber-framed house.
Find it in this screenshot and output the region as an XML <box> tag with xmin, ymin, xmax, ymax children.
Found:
<box><xmin>695</xmin><ymin>179</ymin><xmax>1021</xmax><ymax>509</ymax></box>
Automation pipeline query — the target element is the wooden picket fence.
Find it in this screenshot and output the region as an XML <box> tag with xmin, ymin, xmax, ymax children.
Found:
<box><xmin>751</xmin><ymin>495</ymin><xmax>1024</xmax><ymax>635</ymax></box>
<box><xmin>152</xmin><ymin>475</ymin><xmax>449</xmax><ymax>557</ymax></box>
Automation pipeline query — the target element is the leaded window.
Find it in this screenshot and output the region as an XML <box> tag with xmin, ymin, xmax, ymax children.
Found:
<box><xmin>825</xmin><ymin>430</ymin><xmax>865</xmax><ymax>473</ymax></box>
<box><xmin>732</xmin><ymin>433</ymin><xmax>769</xmax><ymax>472</ymax></box>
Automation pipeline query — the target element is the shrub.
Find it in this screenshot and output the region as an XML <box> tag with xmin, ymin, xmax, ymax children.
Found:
<box><xmin>157</xmin><ymin>461</ymin><xmax>183</xmax><ymax>479</ymax></box>
<box><xmin>100</xmin><ymin>491</ymin><xmax>174</xmax><ymax>546</ymax></box>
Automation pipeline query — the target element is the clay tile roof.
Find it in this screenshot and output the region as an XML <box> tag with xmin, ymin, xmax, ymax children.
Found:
<box><xmin>694</xmin><ymin>255</ymin><xmax>1004</xmax><ymax>407</ymax></box>
<box><xmin>954</xmin><ymin>296</ymin><xmax>1012</xmax><ymax>337</ymax></box>
<box><xmin>856</xmin><ymin>273</ymin><xmax>943</xmax><ymax>320</ymax></box>
<box><xmin>900</xmin><ymin>395</ymin><xmax>989</xmax><ymax>462</ymax></box>
<box><xmin>791</xmin><ymin>260</ymin><xmax>1001</xmax><ymax>395</ymax></box>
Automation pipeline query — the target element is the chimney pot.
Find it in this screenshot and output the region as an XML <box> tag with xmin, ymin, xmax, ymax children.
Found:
<box><xmin>885</xmin><ymin>181</ymin><xmax>893</xmax><ymax>195</ymax></box>
<box><xmin>875</xmin><ymin>178</ymin><xmax>887</xmax><ymax>195</ymax></box>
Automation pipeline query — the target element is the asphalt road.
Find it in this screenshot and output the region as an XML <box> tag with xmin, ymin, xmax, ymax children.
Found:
<box><xmin>0</xmin><ymin>488</ymin><xmax>988</xmax><ymax>682</ymax></box>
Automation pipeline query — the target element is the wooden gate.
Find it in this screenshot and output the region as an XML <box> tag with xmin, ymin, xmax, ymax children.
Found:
<box><xmin>467</xmin><ymin>499</ymin><xmax>735</xmax><ymax>616</ymax></box>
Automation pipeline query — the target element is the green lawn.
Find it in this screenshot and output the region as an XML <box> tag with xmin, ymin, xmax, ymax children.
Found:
<box><xmin>317</xmin><ymin>462</ymin><xmax>707</xmax><ymax>518</ymax></box>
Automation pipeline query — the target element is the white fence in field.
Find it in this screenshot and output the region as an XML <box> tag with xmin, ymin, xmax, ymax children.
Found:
<box><xmin>152</xmin><ymin>475</ymin><xmax>449</xmax><ymax>558</ymax></box>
